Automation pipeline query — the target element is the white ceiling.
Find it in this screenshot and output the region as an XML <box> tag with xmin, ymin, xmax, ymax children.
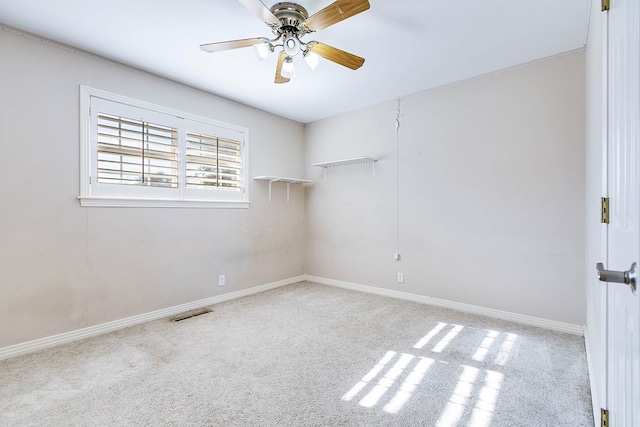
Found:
<box><xmin>0</xmin><ymin>0</ymin><xmax>590</xmax><ymax>123</ymax></box>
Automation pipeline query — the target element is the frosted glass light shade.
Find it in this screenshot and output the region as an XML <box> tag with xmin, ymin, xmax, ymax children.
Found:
<box><xmin>254</xmin><ymin>41</ymin><xmax>272</xmax><ymax>61</ymax></box>
<box><xmin>304</xmin><ymin>51</ymin><xmax>322</xmax><ymax>71</ymax></box>
<box><xmin>281</xmin><ymin>56</ymin><xmax>295</xmax><ymax>78</ymax></box>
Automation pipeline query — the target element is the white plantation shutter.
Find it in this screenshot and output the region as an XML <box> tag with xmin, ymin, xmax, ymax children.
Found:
<box><xmin>82</xmin><ymin>88</ymin><xmax>248</xmax><ymax>207</ymax></box>
<box><xmin>97</xmin><ymin>114</ymin><xmax>178</xmax><ymax>187</ymax></box>
<box><xmin>185</xmin><ymin>132</ymin><xmax>242</xmax><ymax>190</ymax></box>
<box><xmin>218</xmin><ymin>137</ymin><xmax>242</xmax><ymax>189</ymax></box>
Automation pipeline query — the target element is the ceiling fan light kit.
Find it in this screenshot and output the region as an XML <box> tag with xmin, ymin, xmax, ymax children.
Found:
<box><xmin>281</xmin><ymin>55</ymin><xmax>295</xmax><ymax>78</ymax></box>
<box><xmin>200</xmin><ymin>0</ymin><xmax>370</xmax><ymax>84</ymax></box>
<box><xmin>254</xmin><ymin>39</ymin><xmax>274</xmax><ymax>60</ymax></box>
<box><xmin>283</xmin><ymin>35</ymin><xmax>301</xmax><ymax>57</ymax></box>
<box><xmin>303</xmin><ymin>49</ymin><xmax>322</xmax><ymax>71</ymax></box>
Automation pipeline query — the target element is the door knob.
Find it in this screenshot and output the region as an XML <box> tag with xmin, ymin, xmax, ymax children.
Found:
<box><xmin>596</xmin><ymin>262</ymin><xmax>637</xmax><ymax>294</ymax></box>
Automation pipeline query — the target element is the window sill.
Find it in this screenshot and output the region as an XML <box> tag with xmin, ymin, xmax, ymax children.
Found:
<box><xmin>78</xmin><ymin>196</ymin><xmax>250</xmax><ymax>209</ymax></box>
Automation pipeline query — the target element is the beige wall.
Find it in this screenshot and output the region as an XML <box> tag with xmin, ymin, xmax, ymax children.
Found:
<box><xmin>0</xmin><ymin>29</ymin><xmax>307</xmax><ymax>347</ymax></box>
<box><xmin>1</xmin><ymin>26</ymin><xmax>588</xmax><ymax>349</ymax></box>
<box><xmin>304</xmin><ymin>52</ymin><xmax>586</xmax><ymax>325</ymax></box>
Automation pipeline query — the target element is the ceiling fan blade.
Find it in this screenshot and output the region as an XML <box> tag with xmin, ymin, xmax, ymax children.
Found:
<box><xmin>200</xmin><ymin>37</ymin><xmax>268</xmax><ymax>53</ymax></box>
<box><xmin>308</xmin><ymin>42</ymin><xmax>365</xmax><ymax>70</ymax></box>
<box><xmin>274</xmin><ymin>51</ymin><xmax>290</xmax><ymax>84</ymax></box>
<box><xmin>237</xmin><ymin>0</ymin><xmax>280</xmax><ymax>27</ymax></box>
<box><xmin>303</xmin><ymin>0</ymin><xmax>370</xmax><ymax>32</ymax></box>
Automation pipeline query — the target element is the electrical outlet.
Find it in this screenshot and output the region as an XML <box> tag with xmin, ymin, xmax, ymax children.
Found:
<box><xmin>219</xmin><ymin>275</ymin><xmax>225</xmax><ymax>286</ymax></box>
<box><xmin>397</xmin><ymin>272</ymin><xmax>404</xmax><ymax>283</ymax></box>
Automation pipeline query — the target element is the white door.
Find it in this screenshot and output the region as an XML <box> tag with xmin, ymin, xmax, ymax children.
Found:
<box><xmin>604</xmin><ymin>1</ymin><xmax>640</xmax><ymax>425</ymax></box>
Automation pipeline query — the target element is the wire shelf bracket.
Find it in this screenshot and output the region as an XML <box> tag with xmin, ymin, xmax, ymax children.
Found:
<box><xmin>253</xmin><ymin>176</ymin><xmax>312</xmax><ymax>202</ymax></box>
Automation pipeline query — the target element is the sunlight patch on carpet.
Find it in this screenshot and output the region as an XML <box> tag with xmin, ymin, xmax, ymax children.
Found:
<box><xmin>436</xmin><ymin>365</ymin><xmax>479</xmax><ymax>426</ymax></box>
<box><xmin>383</xmin><ymin>356</ymin><xmax>435</xmax><ymax>414</ymax></box>
<box><xmin>342</xmin><ymin>351</ymin><xmax>396</xmax><ymax>402</ymax></box>
<box><xmin>340</xmin><ymin>322</ymin><xmax>518</xmax><ymax>423</ymax></box>
<box><xmin>472</xmin><ymin>330</ymin><xmax>500</xmax><ymax>362</ymax></box>
<box><xmin>469</xmin><ymin>370</ymin><xmax>503</xmax><ymax>426</ymax></box>
<box><xmin>359</xmin><ymin>353</ymin><xmax>415</xmax><ymax>408</ymax></box>
<box><xmin>413</xmin><ymin>322</ymin><xmax>447</xmax><ymax>349</ymax></box>
<box><xmin>494</xmin><ymin>333</ymin><xmax>518</xmax><ymax>366</ymax></box>
<box><xmin>432</xmin><ymin>324</ymin><xmax>464</xmax><ymax>353</ymax></box>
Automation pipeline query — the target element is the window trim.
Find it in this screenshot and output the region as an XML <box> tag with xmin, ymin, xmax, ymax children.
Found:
<box><xmin>79</xmin><ymin>86</ymin><xmax>250</xmax><ymax>208</ymax></box>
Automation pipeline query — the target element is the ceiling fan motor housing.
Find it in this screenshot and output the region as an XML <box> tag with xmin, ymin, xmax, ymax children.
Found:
<box><xmin>270</xmin><ymin>2</ymin><xmax>309</xmax><ymax>33</ymax></box>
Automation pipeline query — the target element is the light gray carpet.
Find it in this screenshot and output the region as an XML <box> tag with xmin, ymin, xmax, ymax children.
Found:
<box><xmin>0</xmin><ymin>282</ymin><xmax>592</xmax><ymax>426</ymax></box>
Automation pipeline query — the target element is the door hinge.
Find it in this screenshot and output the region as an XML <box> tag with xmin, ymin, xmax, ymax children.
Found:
<box><xmin>601</xmin><ymin>197</ymin><xmax>610</xmax><ymax>224</ymax></box>
<box><xmin>602</xmin><ymin>0</ymin><xmax>609</xmax><ymax>11</ymax></box>
<box><xmin>601</xmin><ymin>408</ymin><xmax>609</xmax><ymax>427</ymax></box>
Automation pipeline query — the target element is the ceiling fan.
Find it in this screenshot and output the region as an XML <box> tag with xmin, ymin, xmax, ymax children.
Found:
<box><xmin>200</xmin><ymin>0</ymin><xmax>370</xmax><ymax>84</ymax></box>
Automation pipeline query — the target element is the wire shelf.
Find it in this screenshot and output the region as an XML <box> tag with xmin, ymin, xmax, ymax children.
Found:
<box><xmin>311</xmin><ymin>157</ymin><xmax>377</xmax><ymax>179</ymax></box>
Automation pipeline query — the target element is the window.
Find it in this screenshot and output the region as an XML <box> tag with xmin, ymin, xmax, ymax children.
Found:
<box><xmin>79</xmin><ymin>86</ymin><xmax>249</xmax><ymax>208</ymax></box>
<box><xmin>97</xmin><ymin>113</ymin><xmax>179</xmax><ymax>188</ymax></box>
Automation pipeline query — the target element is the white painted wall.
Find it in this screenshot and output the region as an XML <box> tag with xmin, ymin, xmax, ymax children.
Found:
<box><xmin>584</xmin><ymin>0</ymin><xmax>607</xmax><ymax>417</ymax></box>
<box><xmin>304</xmin><ymin>53</ymin><xmax>586</xmax><ymax>325</ymax></box>
<box><xmin>0</xmin><ymin>29</ymin><xmax>307</xmax><ymax>347</ymax></box>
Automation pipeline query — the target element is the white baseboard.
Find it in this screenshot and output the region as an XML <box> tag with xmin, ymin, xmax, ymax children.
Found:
<box><xmin>583</xmin><ymin>326</ymin><xmax>602</xmax><ymax>426</ymax></box>
<box><xmin>305</xmin><ymin>275</ymin><xmax>584</xmax><ymax>335</ymax></box>
<box><xmin>1</xmin><ymin>274</ymin><xmax>583</xmax><ymax>361</ymax></box>
<box><xmin>0</xmin><ymin>275</ymin><xmax>305</xmax><ymax>361</ymax></box>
